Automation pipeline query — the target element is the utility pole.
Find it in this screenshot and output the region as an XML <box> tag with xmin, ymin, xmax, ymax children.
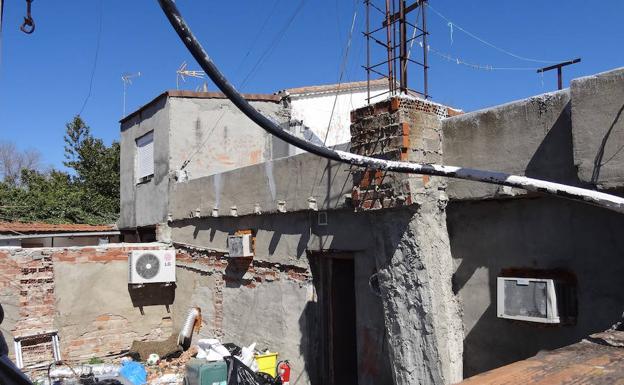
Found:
<box><xmin>537</xmin><ymin>58</ymin><xmax>581</xmax><ymax>90</ymax></box>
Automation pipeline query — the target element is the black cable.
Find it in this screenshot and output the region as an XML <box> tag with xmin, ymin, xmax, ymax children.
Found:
<box><xmin>78</xmin><ymin>0</ymin><xmax>103</xmax><ymax>116</ymax></box>
<box><xmin>155</xmin><ymin>0</ymin><xmax>624</xmax><ymax>214</ymax></box>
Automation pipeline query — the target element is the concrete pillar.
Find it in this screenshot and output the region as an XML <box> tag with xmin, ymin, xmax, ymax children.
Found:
<box><xmin>351</xmin><ymin>96</ymin><xmax>463</xmax><ymax>384</ymax></box>
<box><xmin>372</xmin><ymin>201</ymin><xmax>462</xmax><ymax>385</ymax></box>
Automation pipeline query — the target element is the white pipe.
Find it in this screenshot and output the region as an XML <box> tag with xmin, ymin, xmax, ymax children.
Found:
<box><xmin>178</xmin><ymin>307</ymin><xmax>201</xmax><ymax>346</ymax></box>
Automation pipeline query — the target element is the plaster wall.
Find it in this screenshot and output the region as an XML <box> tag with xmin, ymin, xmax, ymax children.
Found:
<box><xmin>571</xmin><ymin>67</ymin><xmax>624</xmax><ymax>189</ymax></box>
<box><xmin>169</xmin><ymin>210</ymin><xmax>372</xmax><ymax>267</ymax></box>
<box><xmin>288</xmin><ymin>86</ymin><xmax>387</xmax><ymax>154</ymax></box>
<box><xmin>120</xmin><ymin>97</ymin><xmax>170</xmax><ymax>229</ymax></box>
<box><xmin>169</xmin><ymin>152</ymin><xmax>352</xmax><ymax>221</ymax></box>
<box><xmin>447</xmin><ymin>197</ymin><xmax>624</xmax><ymax>377</ymax></box>
<box><xmin>443</xmin><ymin>89</ymin><xmax>579</xmax><ymax>200</ymax></box>
<box><xmin>167</xmin><ymin>97</ymin><xmax>286</xmax><ymax>180</ymax></box>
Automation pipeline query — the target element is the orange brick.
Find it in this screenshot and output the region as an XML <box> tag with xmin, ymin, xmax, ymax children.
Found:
<box><xmin>390</xmin><ymin>97</ymin><xmax>400</xmax><ymax>112</ymax></box>
<box><xmin>401</xmin><ymin>122</ymin><xmax>410</xmax><ymax>136</ymax></box>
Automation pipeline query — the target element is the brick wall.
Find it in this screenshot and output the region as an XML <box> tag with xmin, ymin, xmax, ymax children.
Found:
<box><xmin>0</xmin><ymin>244</ymin><xmax>173</xmax><ymax>374</ymax></box>
<box><xmin>0</xmin><ymin>243</ymin><xmax>313</xmax><ymax>377</ymax></box>
<box><xmin>175</xmin><ymin>246</ymin><xmax>311</xmax><ymax>339</ymax></box>
<box><xmin>350</xmin><ymin>96</ymin><xmax>455</xmax><ymax>210</ymax></box>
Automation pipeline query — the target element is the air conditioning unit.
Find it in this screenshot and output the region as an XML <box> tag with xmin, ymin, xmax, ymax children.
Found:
<box><xmin>227</xmin><ymin>234</ymin><xmax>253</xmax><ymax>257</ymax></box>
<box><xmin>497</xmin><ymin>277</ymin><xmax>572</xmax><ymax>324</ymax></box>
<box><xmin>129</xmin><ymin>250</ymin><xmax>176</xmax><ymax>284</ymax></box>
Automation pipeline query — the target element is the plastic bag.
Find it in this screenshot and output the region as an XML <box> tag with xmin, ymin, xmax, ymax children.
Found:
<box><xmin>237</xmin><ymin>343</ymin><xmax>258</xmax><ymax>372</ymax></box>
<box><xmin>119</xmin><ymin>361</ymin><xmax>147</xmax><ymax>385</ymax></box>
<box><xmin>196</xmin><ymin>339</ymin><xmax>231</xmax><ymax>361</ymax></box>
<box><xmin>224</xmin><ymin>357</ymin><xmax>261</xmax><ymax>385</ymax></box>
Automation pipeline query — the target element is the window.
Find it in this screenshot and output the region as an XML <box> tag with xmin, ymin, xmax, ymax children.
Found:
<box><xmin>136</xmin><ymin>131</ymin><xmax>154</xmax><ymax>183</ymax></box>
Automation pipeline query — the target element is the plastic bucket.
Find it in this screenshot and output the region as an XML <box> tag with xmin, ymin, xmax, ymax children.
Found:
<box><xmin>254</xmin><ymin>352</ymin><xmax>278</xmax><ymax>377</ymax></box>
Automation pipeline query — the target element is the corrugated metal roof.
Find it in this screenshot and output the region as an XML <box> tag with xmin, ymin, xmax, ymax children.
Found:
<box><xmin>458</xmin><ymin>330</ymin><xmax>624</xmax><ymax>385</ymax></box>
<box><xmin>0</xmin><ymin>222</ymin><xmax>116</xmax><ymax>234</ymax></box>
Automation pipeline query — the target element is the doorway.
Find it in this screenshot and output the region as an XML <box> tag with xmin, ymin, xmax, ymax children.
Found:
<box><xmin>318</xmin><ymin>253</ymin><xmax>358</xmax><ymax>385</ymax></box>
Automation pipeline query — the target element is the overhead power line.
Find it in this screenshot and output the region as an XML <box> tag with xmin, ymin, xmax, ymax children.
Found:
<box><xmin>78</xmin><ymin>0</ymin><xmax>104</xmax><ymax>116</ymax></box>
<box><xmin>426</xmin><ymin>3</ymin><xmax>559</xmax><ymax>65</ymax></box>
<box><xmin>157</xmin><ymin>0</ymin><xmax>624</xmax><ymax>215</ymax></box>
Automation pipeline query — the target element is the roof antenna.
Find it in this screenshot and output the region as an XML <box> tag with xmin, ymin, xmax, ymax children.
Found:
<box><xmin>176</xmin><ymin>61</ymin><xmax>206</xmax><ymax>89</ymax></box>
<box><xmin>121</xmin><ymin>72</ymin><xmax>141</xmax><ymax>118</ymax></box>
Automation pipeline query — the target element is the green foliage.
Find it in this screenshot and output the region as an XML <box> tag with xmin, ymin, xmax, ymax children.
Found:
<box><xmin>0</xmin><ymin>116</ymin><xmax>119</xmax><ymax>225</ymax></box>
<box><xmin>87</xmin><ymin>357</ymin><xmax>105</xmax><ymax>364</ymax></box>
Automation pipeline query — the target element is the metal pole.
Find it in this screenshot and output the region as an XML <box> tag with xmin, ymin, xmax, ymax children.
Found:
<box><xmin>421</xmin><ymin>0</ymin><xmax>428</xmax><ymax>98</ymax></box>
<box><xmin>399</xmin><ymin>0</ymin><xmax>407</xmax><ymax>93</ymax></box>
<box><xmin>366</xmin><ymin>0</ymin><xmax>371</xmax><ymax>103</ymax></box>
<box><xmin>384</xmin><ymin>0</ymin><xmax>394</xmax><ymax>94</ymax></box>
<box><xmin>557</xmin><ymin>66</ymin><xmax>563</xmax><ymax>90</ymax></box>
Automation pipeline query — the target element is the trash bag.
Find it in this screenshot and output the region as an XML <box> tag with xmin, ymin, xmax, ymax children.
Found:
<box><xmin>119</xmin><ymin>361</ymin><xmax>147</xmax><ymax>385</ymax></box>
<box><xmin>94</xmin><ymin>381</ymin><xmax>123</xmax><ymax>385</ymax></box>
<box><xmin>224</xmin><ymin>356</ymin><xmax>265</xmax><ymax>385</ymax></box>
<box><xmin>222</xmin><ymin>343</ymin><xmax>242</xmax><ymax>357</ymax></box>
<box><xmin>255</xmin><ymin>372</ymin><xmax>275</xmax><ymax>385</ymax></box>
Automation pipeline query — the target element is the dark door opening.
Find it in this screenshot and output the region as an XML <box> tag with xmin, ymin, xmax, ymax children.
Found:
<box><xmin>319</xmin><ymin>254</ymin><xmax>358</xmax><ymax>385</ymax></box>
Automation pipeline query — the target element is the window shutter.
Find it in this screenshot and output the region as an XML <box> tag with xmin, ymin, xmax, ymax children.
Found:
<box><xmin>136</xmin><ymin>131</ymin><xmax>154</xmax><ymax>180</ymax></box>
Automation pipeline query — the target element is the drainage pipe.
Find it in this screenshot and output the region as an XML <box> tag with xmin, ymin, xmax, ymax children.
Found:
<box><xmin>156</xmin><ymin>0</ymin><xmax>624</xmax><ymax>215</ymax></box>
<box><xmin>178</xmin><ymin>307</ymin><xmax>201</xmax><ymax>349</ymax></box>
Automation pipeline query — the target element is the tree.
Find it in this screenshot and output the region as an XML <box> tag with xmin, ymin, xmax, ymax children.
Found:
<box><xmin>0</xmin><ymin>116</ymin><xmax>120</xmax><ymax>225</ymax></box>
<box><xmin>63</xmin><ymin>116</ymin><xmax>120</xmax><ymax>217</ymax></box>
<box><xmin>0</xmin><ymin>141</ymin><xmax>42</xmax><ymax>186</ymax></box>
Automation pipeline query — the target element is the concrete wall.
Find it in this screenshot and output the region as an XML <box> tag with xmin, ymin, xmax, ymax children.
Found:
<box><xmin>0</xmin><ymin>235</ymin><xmax>120</xmax><ymax>248</ymax></box>
<box><xmin>169</xmin><ymin>152</ymin><xmax>352</xmax><ymax>221</ymax></box>
<box><xmin>167</xmin><ymin>97</ymin><xmax>286</xmax><ymax>180</ymax></box>
<box><xmin>447</xmin><ymin>197</ymin><xmax>624</xmax><ymax>377</ymax></box>
<box><xmin>170</xmin><ymin>236</ymin><xmax>392</xmax><ymax>385</ymax></box>
<box><xmin>443</xmin><ymin>89</ymin><xmax>579</xmax><ymax>200</ymax></box>
<box><xmin>120</xmin><ymin>97</ymin><xmax>170</xmax><ymax>229</ymax></box>
<box><xmin>571</xmin><ymin>67</ymin><xmax>624</xmax><ymax>189</ymax></box>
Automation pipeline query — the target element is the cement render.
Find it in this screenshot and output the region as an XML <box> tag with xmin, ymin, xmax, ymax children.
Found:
<box><xmin>371</xmin><ymin>202</ymin><xmax>462</xmax><ymax>385</ymax></box>
<box><xmin>447</xmin><ymin>197</ymin><xmax>624</xmax><ymax>376</ymax></box>
<box><xmin>443</xmin><ymin>89</ymin><xmax>579</xmax><ymax>201</ymax></box>
<box><xmin>571</xmin><ymin>67</ymin><xmax>624</xmax><ymax>189</ymax></box>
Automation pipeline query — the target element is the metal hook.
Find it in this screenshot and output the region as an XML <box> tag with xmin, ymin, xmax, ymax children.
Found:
<box><xmin>20</xmin><ymin>0</ymin><xmax>35</xmax><ymax>34</ymax></box>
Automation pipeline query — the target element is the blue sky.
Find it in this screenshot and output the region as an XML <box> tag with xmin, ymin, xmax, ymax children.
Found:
<box><xmin>1</xmin><ymin>0</ymin><xmax>623</xmax><ymax>170</ymax></box>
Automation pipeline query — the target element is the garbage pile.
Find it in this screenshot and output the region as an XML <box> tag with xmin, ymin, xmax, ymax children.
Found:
<box><xmin>40</xmin><ymin>339</ymin><xmax>289</xmax><ymax>385</ymax></box>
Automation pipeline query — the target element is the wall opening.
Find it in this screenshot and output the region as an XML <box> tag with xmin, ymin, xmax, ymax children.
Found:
<box><xmin>318</xmin><ymin>253</ymin><xmax>358</xmax><ymax>385</ymax></box>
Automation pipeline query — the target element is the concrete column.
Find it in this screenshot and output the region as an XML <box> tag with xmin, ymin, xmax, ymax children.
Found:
<box><xmin>350</xmin><ymin>96</ymin><xmax>463</xmax><ymax>384</ymax></box>
<box><xmin>372</xmin><ymin>200</ymin><xmax>463</xmax><ymax>385</ymax></box>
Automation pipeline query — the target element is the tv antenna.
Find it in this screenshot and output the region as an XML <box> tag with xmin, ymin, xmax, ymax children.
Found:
<box><xmin>122</xmin><ymin>72</ymin><xmax>141</xmax><ymax>117</ymax></box>
<box><xmin>176</xmin><ymin>61</ymin><xmax>206</xmax><ymax>89</ymax></box>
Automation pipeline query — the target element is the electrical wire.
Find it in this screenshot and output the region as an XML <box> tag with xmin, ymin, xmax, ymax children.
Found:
<box><xmin>179</xmin><ymin>0</ymin><xmax>306</xmax><ymax>171</ymax></box>
<box><xmin>233</xmin><ymin>0</ymin><xmax>280</xmax><ymax>77</ymax></box>
<box><xmin>78</xmin><ymin>0</ymin><xmax>104</xmax><ymax>116</ymax></box>
<box><xmin>239</xmin><ymin>0</ymin><xmax>307</xmax><ymax>89</ymax></box>
<box><xmin>426</xmin><ymin>3</ymin><xmax>559</xmax><ymax>65</ymax></box>
<box><xmin>156</xmin><ymin>0</ymin><xmax>624</xmax><ymax>214</ymax></box>
<box><xmin>427</xmin><ymin>44</ymin><xmax>538</xmax><ymax>71</ymax></box>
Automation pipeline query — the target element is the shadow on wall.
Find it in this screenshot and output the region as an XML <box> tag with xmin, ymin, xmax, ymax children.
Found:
<box><xmin>448</xmin><ymin>197</ymin><xmax>624</xmax><ymax>377</ymax></box>
<box><xmin>591</xmin><ymin>103</ymin><xmax>624</xmax><ymax>184</ymax></box>
<box><xmin>525</xmin><ymin>101</ymin><xmax>583</xmax><ymax>186</ymax></box>
<box><xmin>128</xmin><ymin>283</ymin><xmax>176</xmax><ymax>315</ymax></box>
<box><xmin>180</xmin><ymin>214</ymin><xmax>312</xmax><ymax>260</ymax></box>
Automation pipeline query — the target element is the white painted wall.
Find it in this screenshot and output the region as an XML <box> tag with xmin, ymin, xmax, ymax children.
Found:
<box><xmin>288</xmin><ymin>85</ymin><xmax>388</xmax><ymax>155</ymax></box>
